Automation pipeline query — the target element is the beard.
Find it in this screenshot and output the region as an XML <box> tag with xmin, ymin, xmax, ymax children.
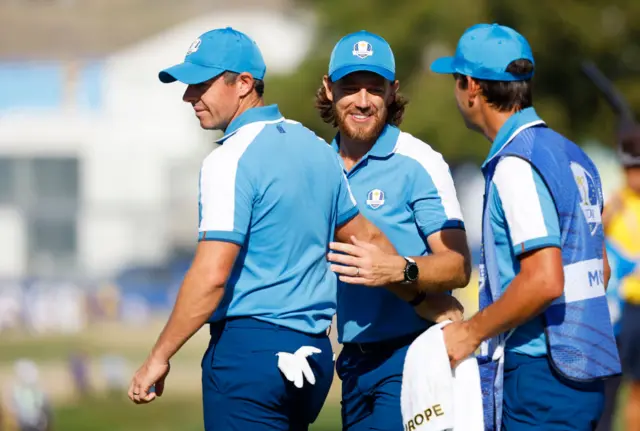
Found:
<box><xmin>335</xmin><ymin>106</ymin><xmax>387</xmax><ymax>142</ymax></box>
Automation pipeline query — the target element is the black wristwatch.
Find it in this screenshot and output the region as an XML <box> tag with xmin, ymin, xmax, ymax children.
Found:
<box><xmin>402</xmin><ymin>256</ymin><xmax>419</xmax><ymax>284</ymax></box>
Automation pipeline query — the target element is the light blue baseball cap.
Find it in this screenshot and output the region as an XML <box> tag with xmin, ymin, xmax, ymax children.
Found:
<box><xmin>159</xmin><ymin>27</ymin><xmax>266</xmax><ymax>84</ymax></box>
<box><xmin>430</xmin><ymin>23</ymin><xmax>534</xmax><ymax>81</ymax></box>
<box><xmin>328</xmin><ymin>30</ymin><xmax>396</xmax><ymax>82</ymax></box>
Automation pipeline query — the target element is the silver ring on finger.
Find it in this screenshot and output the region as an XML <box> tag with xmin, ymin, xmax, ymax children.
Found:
<box><xmin>355</xmin><ymin>267</ymin><xmax>360</xmax><ymax>276</ymax></box>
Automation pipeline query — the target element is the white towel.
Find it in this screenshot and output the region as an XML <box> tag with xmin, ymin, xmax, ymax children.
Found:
<box><xmin>452</xmin><ymin>354</ymin><xmax>484</xmax><ymax>430</ymax></box>
<box><xmin>401</xmin><ymin>321</ymin><xmax>484</xmax><ymax>431</ymax></box>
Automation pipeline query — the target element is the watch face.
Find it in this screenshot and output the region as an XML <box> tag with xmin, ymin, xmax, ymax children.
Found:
<box><xmin>407</xmin><ymin>263</ymin><xmax>419</xmax><ymax>281</ymax></box>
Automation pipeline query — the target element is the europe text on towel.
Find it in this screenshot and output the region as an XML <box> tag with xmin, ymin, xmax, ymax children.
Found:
<box><xmin>400</xmin><ymin>321</ymin><xmax>484</xmax><ymax>431</ymax></box>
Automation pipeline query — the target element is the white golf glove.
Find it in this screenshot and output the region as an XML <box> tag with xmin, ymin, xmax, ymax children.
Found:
<box><xmin>276</xmin><ymin>346</ymin><xmax>321</xmax><ymax>389</ymax></box>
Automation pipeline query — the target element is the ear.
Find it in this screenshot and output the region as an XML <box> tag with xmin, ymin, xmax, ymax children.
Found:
<box><xmin>391</xmin><ymin>79</ymin><xmax>400</xmax><ymax>93</ymax></box>
<box><xmin>466</xmin><ymin>76</ymin><xmax>481</xmax><ymax>103</ymax></box>
<box><xmin>322</xmin><ymin>75</ymin><xmax>334</xmax><ymax>102</ymax></box>
<box><xmin>237</xmin><ymin>73</ymin><xmax>255</xmax><ymax>98</ymax></box>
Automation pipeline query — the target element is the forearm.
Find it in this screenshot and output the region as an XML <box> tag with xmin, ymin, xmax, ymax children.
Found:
<box><xmin>150</xmin><ymin>268</ymin><xmax>225</xmax><ymax>362</ymax></box>
<box><xmin>383</xmin><ymin>251</ymin><xmax>469</xmax><ymax>302</ymax></box>
<box><xmin>335</xmin><ymin>217</ymin><xmax>469</xmax><ymax>304</ymax></box>
<box><xmin>468</xmin><ymin>273</ymin><xmax>558</xmax><ymax>343</ymax></box>
<box><xmin>412</xmin><ymin>251</ymin><xmax>470</xmax><ymax>292</ymax></box>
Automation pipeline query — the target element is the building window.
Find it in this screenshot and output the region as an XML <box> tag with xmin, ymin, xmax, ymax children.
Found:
<box><xmin>31</xmin><ymin>157</ymin><xmax>79</xmax><ymax>204</ymax></box>
<box><xmin>26</xmin><ymin>157</ymin><xmax>79</xmax><ymax>276</ymax></box>
<box><xmin>28</xmin><ymin>216</ymin><xmax>77</xmax><ymax>276</ymax></box>
<box><xmin>0</xmin><ymin>158</ymin><xmax>15</xmax><ymax>205</ymax></box>
<box><xmin>0</xmin><ymin>156</ymin><xmax>79</xmax><ymax>276</ymax></box>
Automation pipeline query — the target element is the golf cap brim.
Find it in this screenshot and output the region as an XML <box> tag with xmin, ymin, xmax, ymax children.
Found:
<box><xmin>330</xmin><ymin>64</ymin><xmax>395</xmax><ymax>82</ymax></box>
<box><xmin>158</xmin><ymin>62</ymin><xmax>226</xmax><ymax>84</ymax></box>
<box><xmin>429</xmin><ymin>57</ymin><xmax>456</xmax><ymax>74</ymax></box>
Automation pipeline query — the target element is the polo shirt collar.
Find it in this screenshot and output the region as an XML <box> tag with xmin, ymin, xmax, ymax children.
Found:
<box><xmin>482</xmin><ymin>107</ymin><xmax>546</xmax><ymax>168</ymax></box>
<box><xmin>216</xmin><ymin>104</ymin><xmax>284</xmax><ymax>144</ymax></box>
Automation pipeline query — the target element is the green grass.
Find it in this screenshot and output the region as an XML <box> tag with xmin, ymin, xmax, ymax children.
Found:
<box><xmin>0</xmin><ymin>334</ymin><xmax>201</xmax><ymax>364</ymax></box>
<box><xmin>54</xmin><ymin>395</ymin><xmax>203</xmax><ymax>431</ymax></box>
<box><xmin>0</xmin><ymin>320</ymin><xmax>206</xmax><ymax>363</ymax></box>
<box><xmin>1</xmin><ymin>321</ymin><xmax>628</xmax><ymax>431</ymax></box>
<box><xmin>53</xmin><ymin>394</ymin><xmax>342</xmax><ymax>431</ymax></box>
<box><xmin>0</xmin><ymin>335</ymin><xmax>84</xmax><ymax>362</ymax></box>
<box><xmin>51</xmin><ymin>390</ymin><xmax>628</xmax><ymax>431</ymax></box>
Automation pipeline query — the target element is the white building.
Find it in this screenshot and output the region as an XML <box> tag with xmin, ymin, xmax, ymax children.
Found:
<box><xmin>0</xmin><ymin>8</ymin><xmax>315</xmax><ymax>279</ymax></box>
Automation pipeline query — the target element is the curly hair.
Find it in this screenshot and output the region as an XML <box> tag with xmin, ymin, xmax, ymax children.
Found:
<box><xmin>314</xmin><ymin>84</ymin><xmax>408</xmax><ymax>127</ymax></box>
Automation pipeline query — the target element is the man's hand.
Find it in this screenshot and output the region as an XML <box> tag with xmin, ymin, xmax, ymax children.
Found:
<box><xmin>442</xmin><ymin>321</ymin><xmax>480</xmax><ymax>368</ymax></box>
<box><xmin>327</xmin><ymin>236</ymin><xmax>405</xmax><ymax>286</ymax></box>
<box><xmin>414</xmin><ymin>294</ymin><xmax>464</xmax><ymax>323</ymax></box>
<box><xmin>128</xmin><ymin>355</ymin><xmax>170</xmax><ymax>404</ymax></box>
<box><xmin>125</xmin><ymin>241</ymin><xmax>238</xmax><ymax>406</ymax></box>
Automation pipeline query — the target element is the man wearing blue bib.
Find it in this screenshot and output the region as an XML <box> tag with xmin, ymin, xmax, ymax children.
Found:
<box><xmin>320</xmin><ymin>31</ymin><xmax>472</xmax><ymax>430</ymax></box>
<box><xmin>126</xmin><ymin>27</ymin><xmax>402</xmax><ymax>431</ymax></box>
<box><xmin>431</xmin><ymin>24</ymin><xmax>621</xmax><ymax>430</ymax></box>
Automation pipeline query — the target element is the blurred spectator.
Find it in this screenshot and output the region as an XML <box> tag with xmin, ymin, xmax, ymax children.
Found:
<box><xmin>119</xmin><ymin>293</ymin><xmax>150</xmax><ymax>326</ymax></box>
<box><xmin>95</xmin><ymin>283</ymin><xmax>121</xmax><ymax>321</ymax></box>
<box><xmin>3</xmin><ymin>360</ymin><xmax>52</xmax><ymax>431</ymax></box>
<box><xmin>0</xmin><ymin>284</ymin><xmax>21</xmax><ymax>333</ymax></box>
<box><xmin>23</xmin><ymin>282</ymin><xmax>86</xmax><ymax>335</ymax></box>
<box><xmin>599</xmin><ymin>127</ymin><xmax>640</xmax><ymax>431</ymax></box>
<box><xmin>100</xmin><ymin>354</ymin><xmax>129</xmax><ymax>396</ymax></box>
<box><xmin>67</xmin><ymin>351</ymin><xmax>91</xmax><ymax>398</ymax></box>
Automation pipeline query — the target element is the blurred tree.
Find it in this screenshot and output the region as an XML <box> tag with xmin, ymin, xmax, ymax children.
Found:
<box><xmin>265</xmin><ymin>0</ymin><xmax>640</xmax><ymax>164</ymax></box>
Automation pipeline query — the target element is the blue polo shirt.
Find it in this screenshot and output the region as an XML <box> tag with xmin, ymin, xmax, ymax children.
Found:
<box><xmin>483</xmin><ymin>108</ymin><xmax>562</xmax><ymax>357</ymax></box>
<box><xmin>198</xmin><ymin>104</ymin><xmax>359</xmax><ymax>334</ymax></box>
<box><xmin>333</xmin><ymin>125</ymin><xmax>465</xmax><ymax>343</ymax></box>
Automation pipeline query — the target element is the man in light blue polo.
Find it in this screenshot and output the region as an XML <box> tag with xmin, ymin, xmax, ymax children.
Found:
<box><xmin>321</xmin><ymin>31</ymin><xmax>472</xmax><ymax>430</ymax></box>
<box><xmin>430</xmin><ymin>24</ymin><xmax>621</xmax><ymax>430</ymax></box>
<box><xmin>126</xmin><ymin>27</ymin><xmax>402</xmax><ymax>431</ymax></box>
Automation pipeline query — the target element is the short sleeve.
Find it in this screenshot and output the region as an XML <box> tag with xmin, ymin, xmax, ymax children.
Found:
<box><xmin>396</xmin><ymin>143</ymin><xmax>465</xmax><ymax>238</ymax></box>
<box><xmin>492</xmin><ymin>156</ymin><xmax>561</xmax><ymax>256</ymax></box>
<box><xmin>198</xmin><ymin>150</ymin><xmax>254</xmax><ymax>245</ymax></box>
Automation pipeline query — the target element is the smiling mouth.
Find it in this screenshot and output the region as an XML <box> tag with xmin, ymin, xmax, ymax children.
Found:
<box><xmin>350</xmin><ymin>114</ymin><xmax>372</xmax><ymax>122</ymax></box>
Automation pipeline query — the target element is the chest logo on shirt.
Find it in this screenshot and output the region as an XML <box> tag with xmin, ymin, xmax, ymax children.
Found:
<box><xmin>570</xmin><ymin>162</ymin><xmax>602</xmax><ymax>236</ymax></box>
<box><xmin>366</xmin><ymin>189</ymin><xmax>385</xmax><ymax>209</ymax></box>
<box><xmin>352</xmin><ymin>41</ymin><xmax>374</xmax><ymax>59</ymax></box>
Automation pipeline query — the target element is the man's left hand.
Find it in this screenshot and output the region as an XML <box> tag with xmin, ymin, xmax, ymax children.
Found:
<box><xmin>328</xmin><ymin>236</ymin><xmax>405</xmax><ymax>287</ymax></box>
<box><xmin>442</xmin><ymin>321</ymin><xmax>481</xmax><ymax>368</ymax></box>
<box><xmin>128</xmin><ymin>355</ymin><xmax>170</xmax><ymax>404</ymax></box>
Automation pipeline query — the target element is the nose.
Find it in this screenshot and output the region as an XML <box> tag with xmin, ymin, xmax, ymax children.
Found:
<box><xmin>183</xmin><ymin>85</ymin><xmax>199</xmax><ymax>103</ymax></box>
<box><xmin>354</xmin><ymin>88</ymin><xmax>370</xmax><ymax>109</ymax></box>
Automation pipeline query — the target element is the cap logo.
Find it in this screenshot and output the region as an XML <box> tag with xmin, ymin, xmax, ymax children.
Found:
<box><xmin>186</xmin><ymin>38</ymin><xmax>201</xmax><ymax>55</ymax></box>
<box><xmin>352</xmin><ymin>41</ymin><xmax>373</xmax><ymax>59</ymax></box>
